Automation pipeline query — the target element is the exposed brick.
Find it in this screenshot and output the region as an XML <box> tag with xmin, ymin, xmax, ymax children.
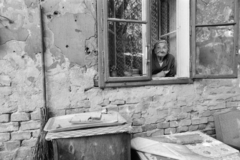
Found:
<box><xmin>0</xmin><ymin>114</ymin><xmax>9</xmax><ymax>123</ymax></box>
<box><xmin>65</xmin><ymin>108</ymin><xmax>86</xmax><ymax>115</ymax></box>
<box><xmin>11</xmin><ymin>112</ymin><xmax>30</xmax><ymax>122</ymax></box>
<box><xmin>181</xmin><ymin>106</ymin><xmax>193</xmax><ymax>113</ymax></box>
<box><xmin>132</xmin><ymin>118</ymin><xmax>145</xmax><ymax>126</ymax></box>
<box><xmin>226</xmin><ymin>101</ymin><xmax>240</xmax><ymax>107</ymax></box>
<box><xmin>166</xmin><ymin>115</ymin><xmax>177</xmax><ymax>122</ymax></box>
<box><xmin>130</xmin><ymin>126</ymin><xmax>143</xmax><ymax>133</ymax></box>
<box><xmin>165</xmin><ymin>128</ymin><xmax>176</xmax><ymax>135</ymax></box>
<box><xmin>177</xmin><ymin>113</ymin><xmax>189</xmax><ymax>120</ymax></box>
<box><xmin>199</xmin><ymin>124</ymin><xmax>207</xmax><ymax>130</ymax></box>
<box><xmin>20</xmin><ymin>121</ymin><xmax>41</xmax><ymax>131</ymax></box>
<box><xmin>157</xmin><ymin>109</ymin><xmax>168</xmax><ymax>119</ymax></box>
<box><xmin>0</xmin><ymin>133</ymin><xmax>10</xmax><ymax>142</ymax></box>
<box><xmin>189</xmin><ymin>125</ymin><xmax>199</xmax><ymax>131</ymax></box>
<box><xmin>191</xmin><ymin>119</ymin><xmax>200</xmax><ymax>125</ymax></box>
<box><xmin>0</xmin><ymin>122</ymin><xmax>18</xmax><ymax>133</ymax></box>
<box><xmin>157</xmin><ymin>122</ymin><xmax>169</xmax><ymax>129</ymax></box>
<box><xmin>205</xmin><ymin>122</ymin><xmax>215</xmax><ymax>129</ymax></box>
<box><xmin>151</xmin><ymin>129</ymin><xmax>164</xmax><ymax>137</ymax></box>
<box><xmin>22</xmin><ymin>138</ymin><xmax>37</xmax><ymax>147</ymax></box>
<box><xmin>125</xmin><ymin>98</ymin><xmax>139</xmax><ymax>104</ymax></box>
<box><xmin>209</xmin><ymin>103</ymin><xmax>225</xmax><ymax>110</ymax></box>
<box><xmin>16</xmin><ymin>147</ymin><xmax>33</xmax><ymax>159</ymax></box>
<box><xmin>170</xmin><ymin>121</ymin><xmax>178</xmax><ymax>128</ymax></box>
<box><xmin>0</xmin><ymin>151</ymin><xmax>15</xmax><ymax>160</ymax></box>
<box><xmin>104</xmin><ymin>104</ymin><xmax>119</xmax><ymax>112</ymax></box>
<box><xmin>99</xmin><ymin>99</ymin><xmax>110</xmax><ymax>106</ymax></box>
<box><xmin>208</xmin><ymin>116</ymin><xmax>214</xmax><ymax>122</ymax></box>
<box><xmin>132</xmin><ymin>113</ymin><xmax>141</xmax><ymax>119</ymax></box>
<box><xmin>31</xmin><ymin>129</ymin><xmax>40</xmax><ymax>138</ymax></box>
<box><xmin>135</xmin><ymin>102</ymin><xmax>150</xmax><ymax>113</ymax></box>
<box><xmin>170</xmin><ymin>108</ymin><xmax>181</xmax><ymax>114</ymax></box>
<box><xmin>49</xmin><ymin>109</ymin><xmax>65</xmax><ymax>117</ymax></box>
<box><xmin>147</xmin><ymin>129</ymin><xmax>162</xmax><ymax>137</ymax></box>
<box><xmin>201</xmin><ymin>110</ymin><xmax>213</xmax><ymax>117</ymax></box>
<box><xmin>30</xmin><ymin>109</ymin><xmax>41</xmax><ymax>120</ymax></box>
<box><xmin>199</xmin><ymin>117</ymin><xmax>208</xmax><ymax>124</ymax></box>
<box><xmin>179</xmin><ymin>119</ymin><xmax>191</xmax><ymax>126</ymax></box>
<box><xmin>142</xmin><ymin>124</ymin><xmax>157</xmax><ymax>132</ymax></box>
<box><xmin>205</xmin><ymin>129</ymin><xmax>215</xmax><ymax>136</ymax></box>
<box><xmin>110</xmin><ymin>100</ymin><xmax>125</xmax><ymax>105</ymax></box>
<box><xmin>132</xmin><ymin>132</ymin><xmax>147</xmax><ymax>138</ymax></box>
<box><xmin>177</xmin><ymin>126</ymin><xmax>189</xmax><ymax>133</ymax></box>
<box><xmin>11</xmin><ymin>131</ymin><xmax>31</xmax><ymax>141</ymax></box>
<box><xmin>0</xmin><ymin>103</ymin><xmax>17</xmax><ymax>114</ymax></box>
<box><xmin>4</xmin><ymin>141</ymin><xmax>20</xmax><ymax>151</ymax></box>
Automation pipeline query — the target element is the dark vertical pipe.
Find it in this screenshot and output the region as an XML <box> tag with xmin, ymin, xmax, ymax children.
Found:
<box><xmin>40</xmin><ymin>2</ymin><xmax>47</xmax><ymax>111</ymax></box>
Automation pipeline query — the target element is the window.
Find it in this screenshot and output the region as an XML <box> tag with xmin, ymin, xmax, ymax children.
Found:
<box><xmin>97</xmin><ymin>0</ymin><xmax>238</xmax><ymax>88</ymax></box>
<box><xmin>191</xmin><ymin>0</ymin><xmax>239</xmax><ymax>78</ymax></box>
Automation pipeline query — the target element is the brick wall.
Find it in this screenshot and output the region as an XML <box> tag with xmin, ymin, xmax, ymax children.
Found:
<box><xmin>0</xmin><ymin>111</ymin><xmax>41</xmax><ymax>159</ymax></box>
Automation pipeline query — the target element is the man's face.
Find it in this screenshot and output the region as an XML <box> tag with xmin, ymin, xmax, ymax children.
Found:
<box><xmin>154</xmin><ymin>42</ymin><xmax>168</xmax><ymax>57</ymax></box>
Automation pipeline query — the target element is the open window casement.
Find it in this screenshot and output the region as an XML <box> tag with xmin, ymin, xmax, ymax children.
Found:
<box><xmin>155</xmin><ymin>0</ymin><xmax>190</xmax><ymax>79</ymax></box>
<box><xmin>191</xmin><ymin>0</ymin><xmax>239</xmax><ymax>79</ymax></box>
<box><xmin>97</xmin><ymin>0</ymin><xmax>191</xmax><ymax>88</ymax></box>
<box><xmin>98</xmin><ymin>0</ymin><xmax>151</xmax><ymax>88</ymax></box>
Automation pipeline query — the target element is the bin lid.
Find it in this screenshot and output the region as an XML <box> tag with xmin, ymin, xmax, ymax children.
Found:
<box><xmin>44</xmin><ymin>111</ymin><xmax>127</xmax><ymax>133</ymax></box>
<box><xmin>45</xmin><ymin>123</ymin><xmax>131</xmax><ymax>141</ymax></box>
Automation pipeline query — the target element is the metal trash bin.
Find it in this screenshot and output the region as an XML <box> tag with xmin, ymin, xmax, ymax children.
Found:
<box><xmin>45</xmin><ymin>111</ymin><xmax>131</xmax><ymax>160</ymax></box>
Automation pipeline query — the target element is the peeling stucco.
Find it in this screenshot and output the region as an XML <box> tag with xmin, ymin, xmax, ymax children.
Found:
<box><xmin>48</xmin><ymin>12</ymin><xmax>95</xmax><ymax>66</ymax></box>
<box><xmin>24</xmin><ymin>0</ymin><xmax>38</xmax><ymax>8</ymax></box>
<box><xmin>0</xmin><ymin>27</ymin><xmax>29</xmax><ymax>45</ymax></box>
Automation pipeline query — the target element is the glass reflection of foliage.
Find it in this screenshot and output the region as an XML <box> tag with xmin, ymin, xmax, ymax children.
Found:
<box><xmin>196</xmin><ymin>26</ymin><xmax>234</xmax><ymax>75</ymax></box>
<box><xmin>108</xmin><ymin>0</ymin><xmax>143</xmax><ymax>77</ymax></box>
<box><xmin>196</xmin><ymin>0</ymin><xmax>236</xmax><ymax>76</ymax></box>
<box><xmin>197</xmin><ymin>0</ymin><xmax>234</xmax><ymax>25</ymax></box>
<box><xmin>108</xmin><ymin>0</ymin><xmax>142</xmax><ymax>20</ymax></box>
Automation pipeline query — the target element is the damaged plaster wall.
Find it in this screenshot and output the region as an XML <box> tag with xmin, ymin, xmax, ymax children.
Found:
<box><xmin>40</xmin><ymin>0</ymin><xmax>240</xmax><ymax>142</ymax></box>
<box><xmin>0</xmin><ymin>0</ymin><xmax>42</xmax><ymax>159</ymax></box>
<box><xmin>1</xmin><ymin>0</ymin><xmax>240</xmax><ymax>159</ymax></box>
<box><xmin>40</xmin><ymin>0</ymin><xmax>240</xmax><ymax>141</ymax></box>
<box><xmin>41</xmin><ymin>0</ymin><xmax>97</xmax><ymax>115</ymax></box>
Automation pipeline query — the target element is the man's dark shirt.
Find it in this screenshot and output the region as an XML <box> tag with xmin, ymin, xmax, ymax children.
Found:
<box><xmin>152</xmin><ymin>52</ymin><xmax>176</xmax><ymax>77</ymax></box>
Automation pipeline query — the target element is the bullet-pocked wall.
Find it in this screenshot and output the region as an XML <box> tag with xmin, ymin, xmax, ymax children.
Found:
<box><xmin>1</xmin><ymin>0</ymin><xmax>240</xmax><ymax>159</ymax></box>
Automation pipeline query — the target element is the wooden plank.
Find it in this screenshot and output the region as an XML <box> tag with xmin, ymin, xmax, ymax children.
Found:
<box><xmin>233</xmin><ymin>0</ymin><xmax>239</xmax><ymax>77</ymax></box>
<box><xmin>191</xmin><ymin>0</ymin><xmax>197</xmax><ymax>78</ymax></box>
<box><xmin>53</xmin><ymin>133</ymin><xmax>131</xmax><ymax>160</ymax></box>
<box><xmin>104</xmin><ymin>78</ymin><xmax>193</xmax><ymax>88</ymax></box>
<box><xmin>97</xmin><ymin>0</ymin><xmax>105</xmax><ymax>88</ymax></box>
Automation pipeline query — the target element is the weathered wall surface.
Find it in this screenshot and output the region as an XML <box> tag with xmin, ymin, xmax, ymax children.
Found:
<box><xmin>0</xmin><ymin>0</ymin><xmax>42</xmax><ymax>159</ymax></box>
<box><xmin>1</xmin><ymin>0</ymin><xmax>240</xmax><ymax>159</ymax></box>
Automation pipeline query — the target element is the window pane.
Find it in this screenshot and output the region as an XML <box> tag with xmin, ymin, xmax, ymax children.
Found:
<box><xmin>196</xmin><ymin>26</ymin><xmax>234</xmax><ymax>75</ymax></box>
<box><xmin>197</xmin><ymin>0</ymin><xmax>235</xmax><ymax>25</ymax></box>
<box><xmin>108</xmin><ymin>22</ymin><xmax>147</xmax><ymax>77</ymax></box>
<box><xmin>108</xmin><ymin>0</ymin><xmax>144</xmax><ymax>20</ymax></box>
